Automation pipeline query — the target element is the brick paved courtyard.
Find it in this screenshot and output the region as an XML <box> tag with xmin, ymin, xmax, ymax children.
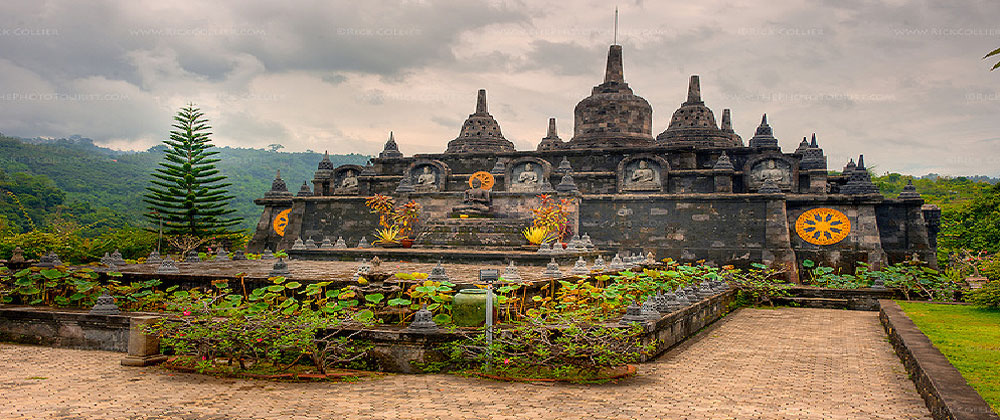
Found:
<box><xmin>0</xmin><ymin>308</ymin><xmax>930</xmax><ymax>419</ymax></box>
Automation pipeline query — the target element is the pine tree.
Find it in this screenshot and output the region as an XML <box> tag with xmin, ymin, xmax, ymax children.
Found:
<box><xmin>143</xmin><ymin>105</ymin><xmax>239</xmax><ymax>237</ymax></box>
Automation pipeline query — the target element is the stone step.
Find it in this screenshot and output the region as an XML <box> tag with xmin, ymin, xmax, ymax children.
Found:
<box><xmin>776</xmin><ymin>296</ymin><xmax>850</xmax><ymax>310</ymax></box>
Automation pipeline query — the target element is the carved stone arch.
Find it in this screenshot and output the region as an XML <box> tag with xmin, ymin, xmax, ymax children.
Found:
<box><xmin>407</xmin><ymin>159</ymin><xmax>451</xmax><ymax>192</ymax></box>
<box><xmin>743</xmin><ymin>153</ymin><xmax>799</xmax><ymax>192</ymax></box>
<box><xmin>617</xmin><ymin>154</ymin><xmax>669</xmax><ymax>193</ymax></box>
<box><xmin>505</xmin><ymin>156</ymin><xmax>553</xmax><ymax>192</ymax></box>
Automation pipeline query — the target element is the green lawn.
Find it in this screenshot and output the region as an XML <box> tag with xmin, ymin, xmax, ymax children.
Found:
<box><xmin>897</xmin><ymin>301</ymin><xmax>1000</xmax><ymax>413</ymax></box>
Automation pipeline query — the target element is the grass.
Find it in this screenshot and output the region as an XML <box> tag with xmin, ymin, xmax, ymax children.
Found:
<box><xmin>897</xmin><ymin>301</ymin><xmax>1000</xmax><ymax>413</ymax></box>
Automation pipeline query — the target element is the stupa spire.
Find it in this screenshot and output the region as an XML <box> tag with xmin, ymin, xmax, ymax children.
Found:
<box><xmin>604</xmin><ymin>45</ymin><xmax>625</xmax><ymax>84</ymax></box>
<box><xmin>687</xmin><ymin>75</ymin><xmax>702</xmax><ymax>103</ymax></box>
<box><xmin>546</xmin><ymin>117</ymin><xmax>558</xmax><ymax>138</ymax></box>
<box><xmin>720</xmin><ymin>109</ymin><xmax>733</xmax><ymax>131</ymax></box>
<box><xmin>475</xmin><ymin>89</ymin><xmax>488</xmax><ymax>114</ymax></box>
<box><xmin>810</xmin><ymin>133</ymin><xmax>818</xmax><ymax>147</ymax></box>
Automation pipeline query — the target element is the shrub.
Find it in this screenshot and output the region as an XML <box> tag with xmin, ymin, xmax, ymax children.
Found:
<box><xmin>967</xmin><ymin>281</ymin><xmax>1000</xmax><ymax>309</ymax></box>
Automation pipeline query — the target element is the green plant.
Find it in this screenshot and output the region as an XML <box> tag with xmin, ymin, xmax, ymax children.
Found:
<box><xmin>727</xmin><ymin>263</ymin><xmax>789</xmax><ymax>306</ymax></box>
<box><xmin>373</xmin><ymin>226</ymin><xmax>402</xmax><ymax>245</ymax></box>
<box><xmin>521</xmin><ymin>225</ymin><xmax>551</xmax><ymax>245</ymax></box>
<box><xmin>967</xmin><ymin>281</ymin><xmax>1000</xmax><ymax>309</ymax></box>
<box><xmin>143</xmin><ymin>104</ymin><xmax>240</xmax><ymax>237</ymax></box>
<box><xmin>529</xmin><ymin>194</ymin><xmax>574</xmax><ymax>243</ymax></box>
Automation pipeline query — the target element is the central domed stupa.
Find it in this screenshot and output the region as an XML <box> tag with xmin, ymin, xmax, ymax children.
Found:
<box><xmin>566</xmin><ymin>44</ymin><xmax>654</xmax><ymax>149</ymax></box>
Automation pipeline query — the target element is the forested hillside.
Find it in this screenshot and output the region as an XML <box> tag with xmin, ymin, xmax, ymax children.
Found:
<box><xmin>0</xmin><ymin>134</ymin><xmax>367</xmax><ymax>233</ymax></box>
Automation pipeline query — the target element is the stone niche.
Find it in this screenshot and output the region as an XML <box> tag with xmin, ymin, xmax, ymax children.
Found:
<box><xmin>332</xmin><ymin>165</ymin><xmax>363</xmax><ymax>195</ymax></box>
<box><xmin>744</xmin><ymin>155</ymin><xmax>798</xmax><ymax>192</ymax></box>
<box><xmin>407</xmin><ymin>159</ymin><xmax>450</xmax><ymax>192</ymax></box>
<box><xmin>617</xmin><ymin>154</ymin><xmax>668</xmax><ymax>193</ymax></box>
<box><xmin>505</xmin><ymin>157</ymin><xmax>552</xmax><ymax>192</ymax></box>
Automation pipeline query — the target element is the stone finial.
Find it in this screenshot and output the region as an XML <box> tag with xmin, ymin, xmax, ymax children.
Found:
<box><xmin>619</xmin><ymin>302</ymin><xmax>647</xmax><ymax>325</ymax></box>
<box><xmin>232</xmin><ymin>251</ymin><xmax>247</xmax><ymax>261</ymax></box>
<box><xmin>810</xmin><ymin>133</ymin><xmax>819</xmax><ymax>148</ymax></box>
<box><xmin>265</xmin><ymin>170</ymin><xmax>293</xmax><ymax>198</ymax></box>
<box><xmin>720</xmin><ymin>109</ymin><xmax>734</xmax><ymax>132</ymax></box>
<box><xmin>360</xmin><ymin>162</ymin><xmax>376</xmax><ymax>176</ymax></box>
<box><xmin>843</xmin><ymin>158</ymin><xmax>856</xmax><ymax>174</ymax></box>
<box><xmin>89</xmin><ymin>293</ymin><xmax>120</xmax><ymax>315</ymax></box>
<box><xmin>546</xmin><ymin>117</ymin><xmax>558</xmax><ymax>138</ymax></box>
<box><xmin>318</xmin><ymin>151</ymin><xmax>334</xmax><ymax>170</ymax></box>
<box><xmin>320</xmin><ymin>236</ymin><xmax>334</xmax><ymax>249</ymax></box>
<box><xmin>48</xmin><ymin>253</ymin><xmax>63</xmax><ymax>267</ymax></box>
<box><xmin>156</xmin><ymin>257</ymin><xmax>180</xmax><ymax>274</ymax></box>
<box><xmin>686</xmin><ymin>75</ymin><xmax>702</xmax><ymax>104</ymax></box>
<box><xmin>698</xmin><ymin>281</ymin><xmax>715</xmax><ymax>297</ymax></box>
<box><xmin>899</xmin><ymin>180</ymin><xmax>921</xmax><ymax>200</ymax></box>
<box><xmin>592</xmin><ymin>255</ymin><xmax>607</xmax><ymax>272</ymax></box>
<box><xmin>841</xmin><ymin>154</ymin><xmax>880</xmax><ymax>195</ymax></box>
<box><xmin>713</xmin><ymin>152</ymin><xmax>734</xmax><ymax>171</ymax></box>
<box><xmin>145</xmin><ymin>250</ymin><xmax>162</xmax><ymax>265</ymax></box>
<box><xmin>540</xmin><ymin>176</ymin><xmax>556</xmax><ymax>193</ymax></box>
<box><xmin>640</xmin><ymin>296</ymin><xmax>660</xmax><ymax>319</ymax></box>
<box><xmin>555</xmin><ymin>173</ymin><xmax>578</xmax><ymax>193</ymax></box>
<box><xmin>795</xmin><ymin>136</ymin><xmax>810</xmax><ymax>154</ymax></box>
<box><xmin>748</xmin><ymin>113</ymin><xmax>779</xmax><ymax>148</ymax></box>
<box><xmin>296</xmin><ymin>181</ymin><xmax>313</xmax><ymax>197</ymax></box>
<box><xmin>581</xmin><ymin>233</ymin><xmax>595</xmax><ymax>250</ymax></box>
<box><xmin>216</xmin><ymin>247</ymin><xmax>229</xmax><ymax>260</ymax></box>
<box><xmin>268</xmin><ymin>258</ymin><xmax>290</xmax><ymax>277</ymax></box>
<box><xmin>110</xmin><ymin>249</ymin><xmax>125</xmax><ymax>265</ymax></box>
<box><xmin>101</xmin><ymin>252</ymin><xmax>113</xmax><ymax>266</ymax></box>
<box><xmin>183</xmin><ymin>250</ymin><xmax>200</xmax><ymax>263</ymax></box>
<box><xmin>570</xmin><ymin>256</ymin><xmax>589</xmax><ymax>275</ymax></box>
<box><xmin>557</xmin><ymin>156</ymin><xmax>573</xmax><ymax>173</ymax></box>
<box><xmin>379</xmin><ymin>131</ymin><xmax>403</xmax><ymax>158</ymax></box>
<box><xmin>357</xmin><ymin>236</ymin><xmax>370</xmax><ymax>248</ymax></box>
<box><xmin>537</xmin><ymin>117</ymin><xmax>565</xmax><ymax>151</ymax></box>
<box><xmin>543</xmin><ymin>258</ymin><xmax>563</xmax><ymax>278</ymax></box>
<box><xmin>370</xmin><ymin>255</ymin><xmax>382</xmax><ymax>270</ymax></box>
<box><xmin>502</xmin><ymin>261</ymin><xmax>522</xmax><ymax>282</ymax></box>
<box><xmin>645</xmin><ymin>252</ymin><xmax>656</xmax><ymax>265</ymax></box>
<box><xmin>604</xmin><ymin>44</ymin><xmax>625</xmax><ymax>84</ymax></box>
<box><xmin>427</xmin><ymin>261</ymin><xmax>450</xmax><ymax>282</ymax></box>
<box><xmin>674</xmin><ymin>288</ymin><xmax>691</xmax><ymax>306</ymax></box>
<box><xmin>305</xmin><ymin>238</ymin><xmax>317</xmax><ymax>249</ymax></box>
<box><xmin>609</xmin><ymin>253</ymin><xmax>626</xmax><ymax>271</ymax></box>
<box><xmin>490</xmin><ymin>159</ymin><xmax>506</xmax><ymax>175</ymax></box>
<box><xmin>291</xmin><ymin>237</ymin><xmax>307</xmax><ymax>250</ymax></box>
<box><xmin>475</xmin><ymin>89</ymin><xmax>488</xmax><ymax>114</ymax></box>
<box><xmin>537</xmin><ymin>242</ymin><xmax>553</xmax><ymax>255</ymax></box>
<box><xmin>261</xmin><ymin>248</ymin><xmax>275</xmax><ymax>260</ymax></box>
<box><xmin>407</xmin><ymin>305</ymin><xmax>439</xmax><ymax>332</ymax></box>
<box><xmin>333</xmin><ymin>236</ymin><xmax>347</xmax><ymax>249</ymax></box>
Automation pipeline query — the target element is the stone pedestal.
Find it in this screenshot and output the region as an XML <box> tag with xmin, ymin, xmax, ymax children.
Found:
<box><xmin>120</xmin><ymin>316</ymin><xmax>168</xmax><ymax>367</ymax></box>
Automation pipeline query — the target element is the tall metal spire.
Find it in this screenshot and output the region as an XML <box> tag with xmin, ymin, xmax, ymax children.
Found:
<box><xmin>613</xmin><ymin>7</ymin><xmax>619</xmax><ymax>45</ymax></box>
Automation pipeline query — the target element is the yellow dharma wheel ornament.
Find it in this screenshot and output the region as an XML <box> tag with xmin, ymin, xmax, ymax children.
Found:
<box><xmin>795</xmin><ymin>208</ymin><xmax>851</xmax><ymax>245</ymax></box>
<box><xmin>469</xmin><ymin>171</ymin><xmax>495</xmax><ymax>190</ymax></box>
<box><xmin>273</xmin><ymin>208</ymin><xmax>291</xmax><ymax>236</ymax></box>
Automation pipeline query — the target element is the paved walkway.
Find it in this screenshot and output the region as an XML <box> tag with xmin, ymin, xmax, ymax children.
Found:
<box><xmin>0</xmin><ymin>308</ymin><xmax>930</xmax><ymax>419</ymax></box>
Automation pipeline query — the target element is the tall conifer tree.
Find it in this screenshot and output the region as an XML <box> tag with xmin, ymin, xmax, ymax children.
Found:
<box><xmin>143</xmin><ymin>105</ymin><xmax>239</xmax><ymax>236</ymax></box>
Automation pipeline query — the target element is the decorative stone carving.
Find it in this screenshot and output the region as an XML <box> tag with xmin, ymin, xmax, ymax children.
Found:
<box><xmin>333</xmin><ymin>165</ymin><xmax>363</xmax><ymax>195</ymax></box>
<box><xmin>216</xmin><ymin>247</ymin><xmax>230</xmax><ymax>261</ymax></box>
<box><xmin>305</xmin><ymin>238</ymin><xmax>317</xmax><ymax>249</ymax></box>
<box><xmin>407</xmin><ymin>305</ymin><xmax>438</xmax><ymax>332</ymax></box>
<box><xmin>184</xmin><ymin>250</ymin><xmax>200</xmax><ymax>263</ymax></box>
<box><xmin>555</xmin><ymin>172</ymin><xmax>578</xmax><ymax>193</ymax></box>
<box><xmin>320</xmin><ymin>236</ymin><xmax>334</xmax><ymax>249</ymax></box>
<box><xmin>90</xmin><ymin>293</ymin><xmax>120</xmax><ymax>315</ymax></box>
<box><xmin>145</xmin><ymin>250</ymin><xmax>162</xmax><ymax>265</ymax></box>
<box><xmin>261</xmin><ymin>248</ymin><xmax>275</xmax><ymax>260</ymax></box>
<box><xmin>291</xmin><ymin>237</ymin><xmax>307</xmax><ymax>250</ymax></box>
<box><xmin>543</xmin><ymin>258</ymin><xmax>563</xmax><ymax>278</ymax></box>
<box><xmin>618</xmin><ymin>155</ymin><xmax>668</xmax><ymax>193</ymax></box>
<box><xmin>749</xmin><ymin>159</ymin><xmax>792</xmax><ymax>191</ymax></box>
<box><xmin>415</xmin><ymin>166</ymin><xmax>438</xmax><ymax>191</ymax></box>
<box><xmin>570</xmin><ymin>257</ymin><xmax>589</xmax><ymax>275</ymax></box>
<box><xmin>427</xmin><ymin>262</ymin><xmax>450</xmax><ymax>282</ymax></box>
<box><xmin>592</xmin><ymin>255</ymin><xmax>607</xmax><ymax>272</ymax></box>
<box><xmin>619</xmin><ymin>303</ymin><xmax>648</xmax><ymax>324</ymax></box>
<box><xmin>609</xmin><ymin>253</ymin><xmax>626</xmax><ymax>271</ymax></box>
<box><xmin>513</xmin><ymin>163</ymin><xmax>540</xmax><ymax>192</ymax></box>
<box><xmin>502</xmin><ymin>261</ymin><xmax>522</xmax><ymax>282</ymax></box>
<box><xmin>407</xmin><ymin>160</ymin><xmax>450</xmax><ymax>193</ymax></box>
<box><xmin>269</xmin><ymin>258</ymin><xmax>291</xmax><ymax>277</ymax></box>
<box><xmin>334</xmin><ymin>236</ymin><xmax>348</xmax><ymax>249</ymax></box>
<box><xmin>232</xmin><ymin>251</ymin><xmax>247</xmax><ymax>261</ymax></box>
<box><xmin>357</xmin><ymin>236</ymin><xmax>370</xmax><ymax>248</ymax></box>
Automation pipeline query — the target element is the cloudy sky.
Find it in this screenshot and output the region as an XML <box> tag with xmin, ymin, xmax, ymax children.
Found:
<box><xmin>1</xmin><ymin>0</ymin><xmax>998</xmax><ymax>176</ymax></box>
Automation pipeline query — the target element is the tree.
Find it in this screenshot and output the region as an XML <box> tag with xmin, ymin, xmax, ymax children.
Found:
<box><xmin>267</xmin><ymin>143</ymin><xmax>284</xmax><ymax>152</ymax></box>
<box><xmin>941</xmin><ymin>183</ymin><xmax>1000</xmax><ymax>253</ymax></box>
<box><xmin>143</xmin><ymin>105</ymin><xmax>240</xmax><ymax>237</ymax></box>
<box><xmin>986</xmin><ymin>47</ymin><xmax>1000</xmax><ymax>71</ymax></box>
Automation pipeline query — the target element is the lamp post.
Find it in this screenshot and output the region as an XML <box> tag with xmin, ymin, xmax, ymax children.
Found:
<box><xmin>480</xmin><ymin>268</ymin><xmax>499</xmax><ymax>370</ymax></box>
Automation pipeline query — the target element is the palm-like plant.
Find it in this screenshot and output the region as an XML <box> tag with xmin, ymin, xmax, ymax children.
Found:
<box><xmin>986</xmin><ymin>47</ymin><xmax>1000</xmax><ymax>71</ymax></box>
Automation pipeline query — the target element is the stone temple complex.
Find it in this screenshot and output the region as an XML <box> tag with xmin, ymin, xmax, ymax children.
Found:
<box><xmin>249</xmin><ymin>43</ymin><xmax>940</xmax><ymax>281</ymax></box>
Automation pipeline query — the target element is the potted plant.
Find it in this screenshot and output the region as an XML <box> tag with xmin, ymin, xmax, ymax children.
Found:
<box><xmin>365</xmin><ymin>194</ymin><xmax>421</xmax><ymax>248</ymax></box>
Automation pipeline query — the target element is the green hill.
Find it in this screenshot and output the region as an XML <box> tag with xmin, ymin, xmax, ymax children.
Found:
<box><xmin>0</xmin><ymin>134</ymin><xmax>368</xmax><ymax>234</ymax></box>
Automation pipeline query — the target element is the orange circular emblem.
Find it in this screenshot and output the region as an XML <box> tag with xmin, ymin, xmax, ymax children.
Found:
<box><xmin>795</xmin><ymin>208</ymin><xmax>851</xmax><ymax>245</ymax></box>
<box><xmin>273</xmin><ymin>208</ymin><xmax>291</xmax><ymax>236</ymax></box>
<box><xmin>469</xmin><ymin>171</ymin><xmax>495</xmax><ymax>190</ymax></box>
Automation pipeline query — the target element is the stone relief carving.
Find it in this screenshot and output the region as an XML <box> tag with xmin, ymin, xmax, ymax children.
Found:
<box><xmin>510</xmin><ymin>162</ymin><xmax>542</xmax><ymax>192</ymax></box>
<box><xmin>625</xmin><ymin>160</ymin><xmax>661</xmax><ymax>191</ymax></box>
<box><xmin>413</xmin><ymin>166</ymin><xmax>439</xmax><ymax>192</ymax></box>
<box><xmin>332</xmin><ymin>165</ymin><xmax>363</xmax><ymax>195</ymax></box>
<box><xmin>749</xmin><ymin>159</ymin><xmax>792</xmax><ymax>191</ymax></box>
